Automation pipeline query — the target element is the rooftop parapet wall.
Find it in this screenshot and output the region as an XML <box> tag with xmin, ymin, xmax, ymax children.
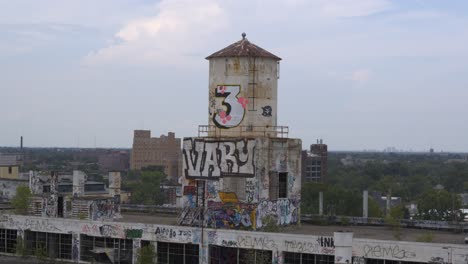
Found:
<box><xmin>198</xmin><ymin>125</ymin><xmax>288</xmax><ymax>138</ymax></box>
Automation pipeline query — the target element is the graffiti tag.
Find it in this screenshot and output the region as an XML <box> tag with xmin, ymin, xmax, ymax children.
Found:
<box><xmin>363</xmin><ymin>245</ymin><xmax>416</xmax><ymax>260</ymax></box>
<box><xmin>212</xmin><ymin>85</ymin><xmax>246</xmax><ymax>128</ymax></box>
<box><xmin>125</xmin><ymin>229</ymin><xmax>143</xmax><ymax>239</ymax></box>
<box><xmin>237</xmin><ymin>235</ymin><xmax>277</xmax><ymax>250</ymax></box>
<box><xmin>284</xmin><ymin>240</ymin><xmax>320</xmax><ymax>253</ymax></box>
<box><xmin>183</xmin><ymin>138</ymin><xmax>256</xmax><ymax>178</ymax></box>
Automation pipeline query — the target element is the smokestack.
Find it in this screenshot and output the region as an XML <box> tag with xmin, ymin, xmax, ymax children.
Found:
<box><xmin>363</xmin><ymin>190</ymin><xmax>368</xmax><ymax>218</ymax></box>
<box><xmin>319</xmin><ymin>192</ymin><xmax>323</xmax><ymax>216</ymax></box>
<box><xmin>20</xmin><ymin>136</ymin><xmax>23</xmax><ymax>150</ymax></box>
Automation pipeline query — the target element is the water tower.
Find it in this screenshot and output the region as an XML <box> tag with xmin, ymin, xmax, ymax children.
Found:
<box><xmin>180</xmin><ymin>34</ymin><xmax>302</xmax><ymax>230</ymax></box>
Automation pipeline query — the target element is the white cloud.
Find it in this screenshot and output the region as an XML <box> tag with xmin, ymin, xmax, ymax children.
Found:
<box><xmin>350</xmin><ymin>69</ymin><xmax>372</xmax><ymax>83</ymax></box>
<box><xmin>318</xmin><ymin>0</ymin><xmax>392</xmax><ymax>18</ymax></box>
<box><xmin>83</xmin><ymin>0</ymin><xmax>227</xmax><ymax>67</ymax></box>
<box><xmin>82</xmin><ymin>0</ymin><xmax>397</xmax><ymax>67</ymax></box>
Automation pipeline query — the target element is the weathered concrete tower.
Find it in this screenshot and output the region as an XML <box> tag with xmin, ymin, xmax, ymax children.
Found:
<box><xmin>180</xmin><ymin>34</ymin><xmax>302</xmax><ymax>230</ymax></box>
<box><xmin>206</xmin><ymin>32</ymin><xmax>280</xmax><ymax>137</ymax></box>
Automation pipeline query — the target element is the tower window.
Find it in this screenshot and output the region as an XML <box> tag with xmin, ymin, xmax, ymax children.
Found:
<box><xmin>278</xmin><ymin>173</ymin><xmax>288</xmax><ymax>198</ymax></box>
<box><xmin>269</xmin><ymin>171</ymin><xmax>288</xmax><ymax>199</ymax></box>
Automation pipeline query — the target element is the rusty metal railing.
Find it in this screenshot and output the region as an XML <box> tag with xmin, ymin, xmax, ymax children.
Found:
<box><xmin>198</xmin><ymin>125</ymin><xmax>289</xmax><ymax>138</ymax></box>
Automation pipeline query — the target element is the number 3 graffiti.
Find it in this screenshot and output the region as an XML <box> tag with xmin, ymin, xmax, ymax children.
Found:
<box><xmin>213</xmin><ymin>85</ymin><xmax>248</xmax><ymax>128</ymax></box>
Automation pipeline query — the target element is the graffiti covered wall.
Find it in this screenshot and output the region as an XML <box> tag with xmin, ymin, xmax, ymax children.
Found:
<box><xmin>181</xmin><ymin>137</ymin><xmax>302</xmax><ymax>230</ymax></box>
<box><xmin>1</xmin><ymin>214</ymin><xmax>468</xmax><ymax>264</ymax></box>
<box><xmin>88</xmin><ymin>198</ymin><xmax>120</xmax><ymax>221</ymax></box>
<box><xmin>207</xmin><ymin>57</ymin><xmax>280</xmax><ymax>137</ymax></box>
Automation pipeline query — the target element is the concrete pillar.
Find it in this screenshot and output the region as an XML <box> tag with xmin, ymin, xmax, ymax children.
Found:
<box><xmin>386</xmin><ymin>193</ymin><xmax>391</xmax><ymax>216</ymax></box>
<box><xmin>109</xmin><ymin>171</ymin><xmax>122</xmax><ymax>216</ymax></box>
<box><xmin>16</xmin><ymin>229</ymin><xmax>24</xmax><ymax>255</ymax></box>
<box><xmin>29</xmin><ymin>170</ymin><xmax>41</xmax><ymax>195</ymax></box>
<box><xmin>132</xmin><ymin>239</ymin><xmax>141</xmax><ymax>264</ymax></box>
<box><xmin>108</xmin><ymin>171</ymin><xmax>122</xmax><ymax>197</ymax></box>
<box><xmin>363</xmin><ymin>190</ymin><xmax>368</xmax><ymax>218</ymax></box>
<box><xmin>72</xmin><ymin>170</ymin><xmax>86</xmax><ymax>197</ymax></box>
<box><xmin>273</xmin><ymin>250</ymin><xmax>284</xmax><ymax>264</ymax></box>
<box><xmin>319</xmin><ymin>192</ymin><xmax>323</xmax><ymax>216</ymax></box>
<box><xmin>72</xmin><ymin>233</ymin><xmax>80</xmax><ymax>263</ymax></box>
<box><xmin>334</xmin><ymin>231</ymin><xmax>353</xmax><ymax>264</ymax></box>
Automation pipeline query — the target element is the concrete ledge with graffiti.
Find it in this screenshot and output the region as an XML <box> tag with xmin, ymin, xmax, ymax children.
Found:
<box><xmin>1</xmin><ymin>214</ymin><xmax>468</xmax><ymax>264</ymax></box>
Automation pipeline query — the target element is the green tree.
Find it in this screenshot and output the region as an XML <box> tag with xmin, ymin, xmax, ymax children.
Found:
<box><xmin>385</xmin><ymin>204</ymin><xmax>405</xmax><ymax>240</ymax></box>
<box><xmin>15</xmin><ymin>237</ymin><xmax>27</xmax><ymax>257</ymax></box>
<box><xmin>11</xmin><ymin>185</ymin><xmax>32</xmax><ymax>215</ymax></box>
<box><xmin>417</xmin><ymin>189</ymin><xmax>461</xmax><ymax>221</ymax></box>
<box><xmin>368</xmin><ymin>198</ymin><xmax>383</xmax><ymax>218</ymax></box>
<box><xmin>301</xmin><ymin>183</ymin><xmax>362</xmax><ymax>216</ymax></box>
<box><xmin>137</xmin><ymin>245</ymin><xmax>156</xmax><ymax>264</ymax></box>
<box><xmin>34</xmin><ymin>243</ymin><xmax>48</xmax><ymax>263</ymax></box>
<box><xmin>130</xmin><ymin>170</ymin><xmax>166</xmax><ymax>205</ymax></box>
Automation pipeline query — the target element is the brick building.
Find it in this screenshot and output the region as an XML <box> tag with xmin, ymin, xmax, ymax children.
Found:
<box><xmin>130</xmin><ymin>130</ymin><xmax>181</xmax><ymax>181</ymax></box>
<box><xmin>302</xmin><ymin>139</ymin><xmax>328</xmax><ymax>183</ymax></box>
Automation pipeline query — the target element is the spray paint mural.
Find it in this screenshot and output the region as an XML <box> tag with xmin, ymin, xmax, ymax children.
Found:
<box><xmin>41</xmin><ymin>172</ymin><xmax>58</xmax><ymax>218</ymax></box>
<box><xmin>183</xmin><ymin>138</ymin><xmax>256</xmax><ymax>178</ymax></box>
<box><xmin>205</xmin><ymin>199</ymin><xmax>299</xmax><ymax>231</ymax></box>
<box><xmin>211</xmin><ymin>85</ymin><xmax>247</xmax><ymax>128</ymax></box>
<box><xmin>181</xmin><ymin>137</ymin><xmax>302</xmax><ymax>230</ymax></box>
<box><xmin>206</xmin><ymin>201</ymin><xmax>257</xmax><ymax>230</ymax></box>
<box><xmin>89</xmin><ymin>199</ymin><xmax>118</xmax><ymax>221</ymax></box>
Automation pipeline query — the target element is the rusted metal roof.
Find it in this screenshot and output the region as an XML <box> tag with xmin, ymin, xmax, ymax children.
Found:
<box><xmin>206</xmin><ymin>33</ymin><xmax>281</xmax><ymax>60</ymax></box>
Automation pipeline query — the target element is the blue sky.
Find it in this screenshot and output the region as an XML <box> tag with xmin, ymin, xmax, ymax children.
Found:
<box><xmin>1</xmin><ymin>0</ymin><xmax>467</xmax><ymax>151</ymax></box>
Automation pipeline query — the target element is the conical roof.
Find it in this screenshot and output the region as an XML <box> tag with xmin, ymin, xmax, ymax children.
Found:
<box><xmin>206</xmin><ymin>33</ymin><xmax>281</xmax><ymax>60</ymax></box>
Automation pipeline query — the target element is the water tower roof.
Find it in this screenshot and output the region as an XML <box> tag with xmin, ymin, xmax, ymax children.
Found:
<box><xmin>206</xmin><ymin>33</ymin><xmax>281</xmax><ymax>60</ymax></box>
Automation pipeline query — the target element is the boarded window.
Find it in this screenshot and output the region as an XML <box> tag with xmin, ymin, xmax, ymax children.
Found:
<box><xmin>269</xmin><ymin>171</ymin><xmax>278</xmax><ymax>200</ymax></box>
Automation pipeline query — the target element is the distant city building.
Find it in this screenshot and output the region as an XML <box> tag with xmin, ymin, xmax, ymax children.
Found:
<box><xmin>0</xmin><ymin>154</ymin><xmax>21</xmax><ymax>179</ymax></box>
<box><xmin>370</xmin><ymin>191</ymin><xmax>402</xmax><ymax>215</ymax></box>
<box><xmin>98</xmin><ymin>150</ymin><xmax>130</xmax><ymax>172</ymax></box>
<box><xmin>131</xmin><ymin>130</ymin><xmax>181</xmax><ymax>181</ymax></box>
<box><xmin>28</xmin><ymin>170</ymin><xmax>122</xmax><ymax>221</ymax></box>
<box><xmin>302</xmin><ymin>139</ymin><xmax>328</xmax><ymax>183</ymax></box>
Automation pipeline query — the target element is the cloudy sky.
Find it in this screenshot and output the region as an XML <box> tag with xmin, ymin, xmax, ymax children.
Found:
<box><xmin>1</xmin><ymin>0</ymin><xmax>467</xmax><ymax>151</ymax></box>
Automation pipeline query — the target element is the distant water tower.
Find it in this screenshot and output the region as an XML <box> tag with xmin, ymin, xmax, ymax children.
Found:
<box><xmin>205</xmin><ymin>33</ymin><xmax>281</xmax><ymax>137</ymax></box>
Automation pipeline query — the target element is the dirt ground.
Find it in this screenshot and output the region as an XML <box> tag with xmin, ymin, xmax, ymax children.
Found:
<box><xmin>118</xmin><ymin>213</ymin><xmax>468</xmax><ymax>244</ymax></box>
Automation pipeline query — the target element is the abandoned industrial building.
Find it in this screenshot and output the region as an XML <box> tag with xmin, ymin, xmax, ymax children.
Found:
<box><xmin>1</xmin><ymin>214</ymin><xmax>468</xmax><ymax>263</ymax></box>
<box><xmin>1</xmin><ymin>34</ymin><xmax>468</xmax><ymax>264</ymax></box>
